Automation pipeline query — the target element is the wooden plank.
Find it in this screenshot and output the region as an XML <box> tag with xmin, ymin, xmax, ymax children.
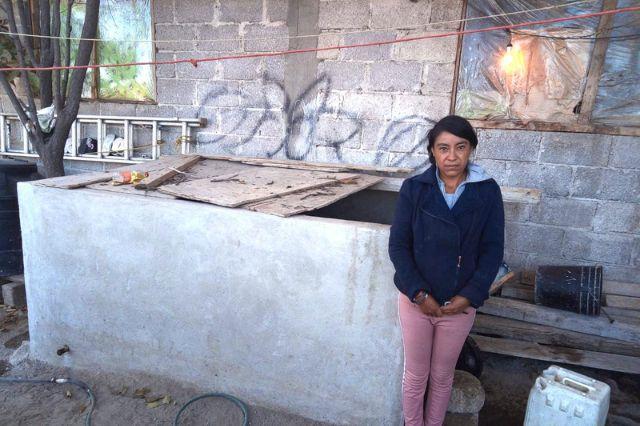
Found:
<box><xmin>478</xmin><ymin>297</ymin><xmax>640</xmax><ymax>344</ymax></box>
<box><xmin>605</xmin><ymin>294</ymin><xmax>640</xmax><ymax>311</ymax></box>
<box><xmin>38</xmin><ymin>172</ymin><xmax>111</xmax><ymax>189</ymax></box>
<box><xmin>86</xmin><ymin>182</ymin><xmax>177</xmax><ymax>200</ymax></box>
<box><xmin>602</xmin><ymin>306</ymin><xmax>640</xmax><ymax>322</ymax></box>
<box><xmin>134</xmin><ymin>155</ymin><xmax>202</xmax><ymax>189</ymax></box>
<box><xmin>244</xmin><ymin>174</ymin><xmax>383</xmax><ymax>217</ymax></box>
<box><xmin>604</xmin><ymin>280</ymin><xmax>640</xmax><ymax>298</ymax></box>
<box><xmin>238</xmin><ymin>160</ymin><xmax>348</xmax><ymax>173</ymax></box>
<box><xmin>499</xmin><ymin>284</ymin><xmax>534</xmax><ymax>302</ymax></box>
<box><xmin>200</xmin><ymin>154</ymin><xmax>413</xmax><ymax>175</ymax></box>
<box><xmin>488</xmin><ymin>271</ymin><xmax>516</xmax><ymax>295</ymax></box>
<box><xmin>158</xmin><ymin>168</ymin><xmax>360</xmax><ymax>208</ymax></box>
<box><xmin>471</xmin><ymin>334</ymin><xmax>640</xmax><ymax>374</ymax></box>
<box><xmin>521</xmin><ymin>270</ymin><xmax>536</xmax><ymax>286</ymax></box>
<box><xmin>468</xmin><ymin>119</ymin><xmax>640</xmax><ymax>137</ymax></box>
<box><xmin>578</xmin><ymin>0</ymin><xmax>618</xmax><ymax>124</ymax></box>
<box><xmin>473</xmin><ymin>314</ymin><xmax>640</xmax><ymax>358</ymax></box>
<box><xmin>371</xmin><ymin>177</ymin><xmax>541</xmax><ymax>203</ymax></box>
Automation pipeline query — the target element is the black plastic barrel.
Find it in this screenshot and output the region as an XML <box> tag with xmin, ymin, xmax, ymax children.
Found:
<box><xmin>534</xmin><ymin>265</ymin><xmax>603</xmax><ymax>316</ymax></box>
<box><xmin>0</xmin><ymin>158</ymin><xmax>38</xmax><ymax>276</ymax></box>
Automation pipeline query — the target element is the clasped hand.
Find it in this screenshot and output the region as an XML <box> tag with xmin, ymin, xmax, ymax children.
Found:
<box><xmin>418</xmin><ymin>295</ymin><xmax>470</xmax><ymax>317</ymax></box>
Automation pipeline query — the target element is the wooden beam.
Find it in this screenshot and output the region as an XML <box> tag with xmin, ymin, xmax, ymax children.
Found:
<box><xmin>499</xmin><ymin>283</ymin><xmax>534</xmax><ymax>302</ymax></box>
<box><xmin>604</xmin><ymin>280</ymin><xmax>640</xmax><ymax>298</ymax></box>
<box><xmin>578</xmin><ymin>0</ymin><xmax>618</xmax><ymax>124</ymax></box>
<box><xmin>371</xmin><ymin>177</ymin><xmax>542</xmax><ymax>204</ymax></box>
<box><xmin>488</xmin><ymin>271</ymin><xmax>516</xmax><ymax>295</ymax></box>
<box><xmin>468</xmin><ymin>119</ymin><xmax>640</xmax><ymax>137</ymax></box>
<box><xmin>471</xmin><ymin>334</ymin><xmax>640</xmax><ymax>374</ymax></box>
<box><xmin>134</xmin><ymin>155</ymin><xmax>202</xmax><ymax>189</ymax></box>
<box><xmin>478</xmin><ymin>297</ymin><xmax>640</xmax><ymax>344</ymax></box>
<box><xmin>473</xmin><ymin>314</ymin><xmax>640</xmax><ymax>357</ymax></box>
<box><xmin>605</xmin><ymin>295</ymin><xmax>640</xmax><ymax>311</ymax></box>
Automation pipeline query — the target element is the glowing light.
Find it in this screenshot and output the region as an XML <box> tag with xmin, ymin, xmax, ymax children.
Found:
<box><xmin>500</xmin><ymin>43</ymin><xmax>526</xmax><ymax>75</ymax></box>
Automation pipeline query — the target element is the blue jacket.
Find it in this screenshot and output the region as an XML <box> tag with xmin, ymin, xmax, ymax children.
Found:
<box><xmin>388</xmin><ymin>164</ymin><xmax>505</xmax><ymax>308</ymax></box>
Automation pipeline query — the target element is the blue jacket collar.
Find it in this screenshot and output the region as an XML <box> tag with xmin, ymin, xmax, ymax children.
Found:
<box><xmin>416</xmin><ymin>165</ymin><xmax>485</xmax><ymax>219</ymax></box>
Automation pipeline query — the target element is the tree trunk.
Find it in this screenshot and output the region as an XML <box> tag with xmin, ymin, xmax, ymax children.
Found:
<box><xmin>37</xmin><ymin>134</ymin><xmax>65</xmax><ymax>177</ymax></box>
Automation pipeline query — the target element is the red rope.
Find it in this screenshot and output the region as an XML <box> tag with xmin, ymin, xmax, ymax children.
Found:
<box><xmin>0</xmin><ymin>6</ymin><xmax>638</xmax><ymax>72</ymax></box>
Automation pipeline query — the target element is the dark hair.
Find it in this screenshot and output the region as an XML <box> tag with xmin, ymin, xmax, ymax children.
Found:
<box><xmin>426</xmin><ymin>115</ymin><xmax>478</xmax><ymax>165</ymax></box>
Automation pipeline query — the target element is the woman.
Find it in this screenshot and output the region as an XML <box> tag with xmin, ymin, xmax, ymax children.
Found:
<box><xmin>388</xmin><ymin>115</ymin><xmax>505</xmax><ymax>426</ymax></box>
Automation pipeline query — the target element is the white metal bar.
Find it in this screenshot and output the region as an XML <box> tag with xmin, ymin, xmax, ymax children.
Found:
<box><xmin>0</xmin><ymin>115</ymin><xmax>5</xmax><ymax>153</ymax></box>
<box><xmin>21</xmin><ymin>125</ymin><xmax>28</xmax><ymax>153</ymax></box>
<box><xmin>71</xmin><ymin>120</ymin><xmax>78</xmax><ymax>157</ymax></box>
<box><xmin>96</xmin><ymin>118</ymin><xmax>103</xmax><ymax>160</ymax></box>
<box><xmin>152</xmin><ymin>121</ymin><xmax>158</xmax><ymax>160</ymax></box>
<box><xmin>181</xmin><ymin>122</ymin><xmax>187</xmax><ymax>155</ymax></box>
<box><xmin>123</xmin><ymin>119</ymin><xmax>130</xmax><ymax>161</ymax></box>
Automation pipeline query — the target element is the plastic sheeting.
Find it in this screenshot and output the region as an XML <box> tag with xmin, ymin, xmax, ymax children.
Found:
<box><xmin>455</xmin><ymin>0</ymin><xmax>603</xmax><ymax>123</ymax></box>
<box><xmin>592</xmin><ymin>0</ymin><xmax>640</xmax><ymax>127</ymax></box>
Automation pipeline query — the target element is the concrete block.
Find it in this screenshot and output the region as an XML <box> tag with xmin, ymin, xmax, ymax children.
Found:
<box><xmin>77</xmin><ymin>101</ymin><xmax>100</xmax><ymax>115</ymax></box>
<box><xmin>447</xmin><ymin>370</ymin><xmax>485</xmax><ymax>414</ymax></box>
<box><xmin>317</xmin><ymin>33</ymin><xmax>341</xmax><ymax>60</ymax></box>
<box><xmin>506</xmin><ymin>162</ymin><xmax>573</xmax><ymax>197</ymax></box>
<box><xmin>529</xmin><ymin>197</ymin><xmax>597</xmax><ymax>228</ymax></box>
<box><xmin>9</xmin><ymin>341</ymin><xmax>30</xmax><ymax>366</ymax></box>
<box><xmin>369</xmin><ymin>61</ymin><xmax>422</xmax><ymax>93</ymax></box>
<box><xmin>219</xmin><ymin>0</ymin><xmax>262</xmax><ymax>23</ymax></box>
<box><xmin>99</xmin><ymin>102</ymin><xmax>136</xmax><ymax>116</ymax></box>
<box><xmin>392</xmin><ymin>94</ymin><xmax>450</xmax><ymax>122</ymax></box>
<box><xmin>317</xmin><ymin>61</ymin><xmax>366</xmax><ymax>90</ymax></box>
<box><xmin>221</xmin><ymin>57</ymin><xmax>262</xmax><ymax>80</ymax></box>
<box><xmin>506</xmin><ymin>223</ymin><xmax>564</xmax><ymax>254</ymax></box>
<box><xmin>153</xmin><ymin>0</ymin><xmax>174</xmax><ymax>23</ymax></box>
<box><xmin>154</xmin><ymin>52</ymin><xmax>175</xmax><ymax>78</ymax></box>
<box><xmin>563</xmin><ymin>230</ymin><xmax>637</xmax><ymax>265</ymax></box>
<box><xmin>196</xmin><ymin>24</ymin><xmax>241</xmax><ymax>52</ymax></box>
<box><xmin>156</xmin><ymin>79</ymin><xmax>196</xmax><ymax>105</ymax></box>
<box><xmin>602</xmin><ymin>265</ymin><xmax>640</xmax><ymax>284</ymax></box>
<box><xmin>476</xmin><ymin>129</ymin><xmax>540</xmax><ymax>162</ymax></box>
<box><xmin>593</xmin><ymin>201</ymin><xmax>640</xmax><ymax>233</ymax></box>
<box><xmin>197</xmin><ymin>81</ymin><xmax>240</xmax><ymax>108</ymax></box>
<box><xmin>218</xmin><ymin>109</ymin><xmax>284</xmax><ymax>138</ymax></box>
<box><xmin>244</xmin><ymin>24</ymin><xmax>289</xmax><ymax>52</ymax></box>
<box><xmin>239</xmin><ymin>80</ymin><xmax>284</xmax><ymax>108</ymax></box>
<box><xmin>2</xmin><ymin>282</ymin><xmax>26</xmax><ymax>307</ymax></box>
<box><xmin>504</xmin><ymin>202</ymin><xmax>531</xmax><ymax>223</ymax></box>
<box><xmin>573</xmin><ymin>167</ymin><xmax>640</xmax><ymax>202</ymax></box>
<box><xmin>263</xmin><ymin>57</ymin><xmax>286</xmax><ymax>81</ymax></box>
<box><xmin>389</xmin><ymin>152</ymin><xmax>430</xmax><ymax>169</ymax></box>
<box><xmin>430</xmin><ymin>0</ymin><xmax>464</xmax><ymax>30</ymax></box>
<box><xmin>318</xmin><ymin>0</ymin><xmax>369</xmax><ymax>29</ymax></box>
<box><xmin>226</xmin><ymin>136</ymin><xmax>285</xmax><ymax>158</ymax></box>
<box><xmin>393</xmin><ymin>30</ymin><xmax>457</xmax><ymax>63</ymax></box>
<box><xmin>474</xmin><ymin>159</ymin><xmax>507</xmax><ymax>185</ymax></box>
<box><xmin>174</xmin><ymin>52</ymin><xmax>220</xmax><ymax>80</ymax></box>
<box><xmin>371</xmin><ymin>0</ymin><xmax>431</xmax><ymax>28</ymax></box>
<box><xmin>609</xmin><ymin>135</ymin><xmax>640</xmax><ymax>169</ymax></box>
<box><xmin>315</xmin><ymin>115</ymin><xmax>362</xmax><ymax>149</ymax></box>
<box><xmin>372</xmin><ymin>121</ymin><xmax>427</xmax><ymax>154</ymax></box>
<box><xmin>342</xmin><ymin>93</ymin><xmax>393</xmax><ymax>120</ymax></box>
<box><xmin>175</xmin><ymin>0</ymin><xmax>215</xmax><ymax>23</ymax></box>
<box><xmin>540</xmin><ymin>132</ymin><xmax>611</xmax><ymax>166</ymax></box>
<box><xmin>266</xmin><ymin>0</ymin><xmax>288</xmax><ymax>22</ymax></box>
<box><xmin>136</xmin><ymin>104</ymin><xmax>176</xmax><ymax>117</ymax></box>
<box><xmin>155</xmin><ymin>24</ymin><xmax>196</xmax><ymax>51</ymax></box>
<box><xmin>341</xmin><ymin>31</ymin><xmax>394</xmax><ymax>61</ymax></box>
<box><xmin>422</xmin><ymin>62</ymin><xmax>456</xmax><ymax>94</ymax></box>
<box><xmin>334</xmin><ymin>147</ymin><xmax>387</xmax><ymax>167</ymax></box>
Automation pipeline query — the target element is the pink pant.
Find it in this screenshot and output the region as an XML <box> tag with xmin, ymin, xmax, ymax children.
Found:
<box><xmin>398</xmin><ymin>293</ymin><xmax>476</xmax><ymax>426</ymax></box>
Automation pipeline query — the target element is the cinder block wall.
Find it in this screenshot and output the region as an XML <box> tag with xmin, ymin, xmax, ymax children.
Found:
<box><xmin>1</xmin><ymin>0</ymin><xmax>638</xmax><ymax>283</ymax></box>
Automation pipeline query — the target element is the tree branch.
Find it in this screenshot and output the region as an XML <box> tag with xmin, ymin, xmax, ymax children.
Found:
<box><xmin>0</xmin><ymin>70</ymin><xmax>30</xmax><ymax>125</ymax></box>
<box><xmin>38</xmin><ymin>0</ymin><xmax>53</xmax><ymax>106</ymax></box>
<box><xmin>61</xmin><ymin>0</ymin><xmax>73</xmax><ymax>104</ymax></box>
<box><xmin>1</xmin><ymin>0</ymin><xmax>43</xmax><ymax>145</ymax></box>
<box><xmin>51</xmin><ymin>0</ymin><xmax>62</xmax><ymax>112</ymax></box>
<box><xmin>14</xmin><ymin>0</ymin><xmax>38</xmax><ymax>72</ymax></box>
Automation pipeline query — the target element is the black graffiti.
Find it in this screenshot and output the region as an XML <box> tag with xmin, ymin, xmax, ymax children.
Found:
<box><xmin>196</xmin><ymin>72</ymin><xmax>434</xmax><ymax>170</ymax></box>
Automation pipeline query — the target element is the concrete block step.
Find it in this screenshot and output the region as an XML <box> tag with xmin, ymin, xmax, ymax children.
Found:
<box><xmin>2</xmin><ymin>281</ymin><xmax>26</xmax><ymax>307</ymax></box>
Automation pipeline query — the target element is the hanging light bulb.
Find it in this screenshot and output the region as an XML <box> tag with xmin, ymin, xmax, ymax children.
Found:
<box><xmin>501</xmin><ymin>40</ymin><xmax>525</xmax><ymax>75</ymax></box>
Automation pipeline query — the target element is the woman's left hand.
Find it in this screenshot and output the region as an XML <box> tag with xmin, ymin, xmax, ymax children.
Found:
<box><xmin>441</xmin><ymin>295</ymin><xmax>471</xmax><ymax>315</ymax></box>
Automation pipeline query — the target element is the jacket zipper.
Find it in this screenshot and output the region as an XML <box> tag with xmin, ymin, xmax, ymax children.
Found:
<box><xmin>421</xmin><ymin>208</ymin><xmax>463</xmax><ymax>292</ymax></box>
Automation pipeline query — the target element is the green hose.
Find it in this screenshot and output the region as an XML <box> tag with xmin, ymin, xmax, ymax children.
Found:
<box><xmin>174</xmin><ymin>392</ymin><xmax>249</xmax><ymax>426</ymax></box>
<box><xmin>0</xmin><ymin>376</ymin><xmax>96</xmax><ymax>426</ymax></box>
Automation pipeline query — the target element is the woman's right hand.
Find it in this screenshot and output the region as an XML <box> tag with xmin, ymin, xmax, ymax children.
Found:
<box><xmin>418</xmin><ymin>295</ymin><xmax>442</xmax><ymax>317</ymax></box>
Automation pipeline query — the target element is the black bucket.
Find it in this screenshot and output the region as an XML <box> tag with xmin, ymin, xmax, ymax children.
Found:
<box><xmin>534</xmin><ymin>265</ymin><xmax>603</xmax><ymax>316</ymax></box>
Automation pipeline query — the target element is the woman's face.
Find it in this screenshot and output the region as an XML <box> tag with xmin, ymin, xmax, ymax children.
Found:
<box><xmin>431</xmin><ymin>131</ymin><xmax>473</xmax><ymax>179</ymax></box>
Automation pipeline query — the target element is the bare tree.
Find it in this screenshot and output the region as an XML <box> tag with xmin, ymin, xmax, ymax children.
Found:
<box><xmin>0</xmin><ymin>0</ymin><xmax>100</xmax><ymax>177</ymax></box>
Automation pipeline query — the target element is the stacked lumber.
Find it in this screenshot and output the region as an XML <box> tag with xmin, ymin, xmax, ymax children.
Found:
<box><xmin>473</xmin><ymin>272</ymin><xmax>640</xmax><ymax>374</ymax></box>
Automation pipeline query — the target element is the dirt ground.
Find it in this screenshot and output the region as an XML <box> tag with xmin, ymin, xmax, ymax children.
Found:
<box><xmin>1</xmin><ymin>305</ymin><xmax>639</xmax><ymax>426</ymax></box>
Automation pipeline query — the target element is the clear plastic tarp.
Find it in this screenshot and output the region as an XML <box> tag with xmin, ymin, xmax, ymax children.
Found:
<box><xmin>591</xmin><ymin>0</ymin><xmax>640</xmax><ymax>127</ymax></box>
<box><xmin>455</xmin><ymin>0</ymin><xmax>604</xmax><ymax>123</ymax></box>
